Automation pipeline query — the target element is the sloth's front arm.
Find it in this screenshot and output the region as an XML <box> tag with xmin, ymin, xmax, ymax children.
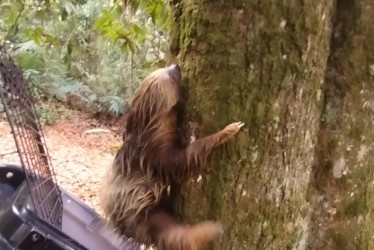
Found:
<box><xmin>154</xmin><ymin>122</ymin><xmax>244</xmax><ymax>183</ymax></box>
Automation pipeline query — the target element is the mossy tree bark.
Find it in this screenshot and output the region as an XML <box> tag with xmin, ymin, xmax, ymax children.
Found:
<box><xmin>169</xmin><ymin>0</ymin><xmax>373</xmax><ymax>249</ymax></box>
<box><xmin>308</xmin><ymin>0</ymin><xmax>374</xmax><ymax>249</ymax></box>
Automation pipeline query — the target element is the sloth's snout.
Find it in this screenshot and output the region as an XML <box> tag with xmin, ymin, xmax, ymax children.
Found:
<box><xmin>167</xmin><ymin>64</ymin><xmax>181</xmax><ymax>82</ymax></box>
<box><xmin>168</xmin><ymin>64</ymin><xmax>180</xmax><ymax>72</ymax></box>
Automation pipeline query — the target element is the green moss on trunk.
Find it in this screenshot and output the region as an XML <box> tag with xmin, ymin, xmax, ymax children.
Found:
<box><xmin>308</xmin><ymin>0</ymin><xmax>374</xmax><ymax>249</ymax></box>
<box><xmin>170</xmin><ymin>0</ymin><xmax>335</xmax><ymax>249</ymax></box>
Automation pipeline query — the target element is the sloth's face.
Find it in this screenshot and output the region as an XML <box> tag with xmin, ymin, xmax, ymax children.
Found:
<box><xmin>131</xmin><ymin>64</ymin><xmax>184</xmax><ymax>118</ymax></box>
<box><xmin>165</xmin><ymin>64</ymin><xmax>184</xmax><ymax>119</ymax></box>
<box><xmin>165</xmin><ymin>64</ymin><xmax>183</xmax><ymax>105</ymax></box>
<box><xmin>125</xmin><ymin>64</ymin><xmax>185</xmax><ymax>133</ymax></box>
<box><xmin>144</xmin><ymin>64</ymin><xmax>184</xmax><ymax>109</ymax></box>
<box><xmin>166</xmin><ymin>64</ymin><xmax>182</xmax><ymax>85</ymax></box>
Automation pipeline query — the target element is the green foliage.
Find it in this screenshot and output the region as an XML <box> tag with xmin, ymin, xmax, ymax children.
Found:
<box><xmin>0</xmin><ymin>0</ymin><xmax>170</xmax><ymax>117</ymax></box>
<box><xmin>134</xmin><ymin>0</ymin><xmax>171</xmax><ymax>29</ymax></box>
<box><xmin>36</xmin><ymin>104</ymin><xmax>58</xmax><ymax>125</ymax></box>
<box><xmin>16</xmin><ymin>52</ymin><xmax>44</xmax><ymax>70</ymax></box>
<box><xmin>24</xmin><ymin>69</ymin><xmax>44</xmax><ymax>97</ymax></box>
<box><xmin>100</xmin><ymin>96</ymin><xmax>127</xmax><ymax>116</ymax></box>
<box><xmin>93</xmin><ymin>0</ymin><xmax>170</xmax><ymax>52</ymax></box>
<box><xmin>23</xmin><ymin>27</ymin><xmax>60</xmax><ymax>46</ymax></box>
<box><xmin>94</xmin><ymin>7</ymin><xmax>137</xmax><ymax>52</ymax></box>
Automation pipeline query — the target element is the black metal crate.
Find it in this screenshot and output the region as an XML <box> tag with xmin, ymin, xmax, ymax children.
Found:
<box><xmin>0</xmin><ymin>47</ymin><xmax>63</xmax><ymax>228</ymax></box>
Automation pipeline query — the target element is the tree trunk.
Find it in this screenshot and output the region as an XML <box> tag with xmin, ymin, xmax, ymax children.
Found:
<box><xmin>169</xmin><ymin>0</ymin><xmax>374</xmax><ymax>249</ymax></box>
<box><xmin>308</xmin><ymin>0</ymin><xmax>374</xmax><ymax>249</ymax></box>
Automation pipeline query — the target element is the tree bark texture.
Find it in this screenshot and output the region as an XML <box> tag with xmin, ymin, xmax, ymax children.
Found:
<box><xmin>308</xmin><ymin>0</ymin><xmax>374</xmax><ymax>249</ymax></box>
<box><xmin>169</xmin><ymin>0</ymin><xmax>374</xmax><ymax>249</ymax></box>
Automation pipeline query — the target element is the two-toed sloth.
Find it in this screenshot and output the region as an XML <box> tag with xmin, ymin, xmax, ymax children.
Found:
<box><xmin>100</xmin><ymin>65</ymin><xmax>243</xmax><ymax>250</ymax></box>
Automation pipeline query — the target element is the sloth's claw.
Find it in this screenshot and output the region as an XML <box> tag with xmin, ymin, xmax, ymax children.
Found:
<box><xmin>222</xmin><ymin>121</ymin><xmax>244</xmax><ymax>138</ymax></box>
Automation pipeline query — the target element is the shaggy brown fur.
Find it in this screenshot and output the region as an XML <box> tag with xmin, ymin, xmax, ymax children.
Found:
<box><xmin>100</xmin><ymin>64</ymin><xmax>243</xmax><ymax>250</ymax></box>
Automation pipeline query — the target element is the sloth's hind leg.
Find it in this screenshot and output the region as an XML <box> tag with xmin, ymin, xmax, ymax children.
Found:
<box><xmin>148</xmin><ymin>209</ymin><xmax>222</xmax><ymax>250</ymax></box>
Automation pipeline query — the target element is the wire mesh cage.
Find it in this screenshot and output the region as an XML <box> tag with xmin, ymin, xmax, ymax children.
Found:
<box><xmin>0</xmin><ymin>46</ymin><xmax>63</xmax><ymax>228</ymax></box>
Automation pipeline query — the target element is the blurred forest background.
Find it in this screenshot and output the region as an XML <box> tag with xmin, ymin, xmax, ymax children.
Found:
<box><xmin>0</xmin><ymin>0</ymin><xmax>170</xmax><ymax>123</ymax></box>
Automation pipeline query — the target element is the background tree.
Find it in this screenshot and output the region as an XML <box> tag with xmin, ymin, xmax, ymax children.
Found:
<box><xmin>169</xmin><ymin>0</ymin><xmax>374</xmax><ymax>249</ymax></box>
<box><xmin>308</xmin><ymin>1</ymin><xmax>374</xmax><ymax>249</ymax></box>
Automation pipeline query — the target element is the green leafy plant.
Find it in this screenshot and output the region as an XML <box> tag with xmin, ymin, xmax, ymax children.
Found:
<box><xmin>1</xmin><ymin>0</ymin><xmax>170</xmax><ymax>117</ymax></box>
<box><xmin>36</xmin><ymin>104</ymin><xmax>58</xmax><ymax>125</ymax></box>
<box><xmin>100</xmin><ymin>96</ymin><xmax>127</xmax><ymax>116</ymax></box>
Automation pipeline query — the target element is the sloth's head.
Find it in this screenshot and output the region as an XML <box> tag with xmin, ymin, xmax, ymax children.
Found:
<box><xmin>125</xmin><ymin>64</ymin><xmax>184</xmax><ymax>134</ymax></box>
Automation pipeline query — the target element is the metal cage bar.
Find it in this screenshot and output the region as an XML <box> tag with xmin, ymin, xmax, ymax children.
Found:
<box><xmin>0</xmin><ymin>47</ymin><xmax>63</xmax><ymax>228</ymax></box>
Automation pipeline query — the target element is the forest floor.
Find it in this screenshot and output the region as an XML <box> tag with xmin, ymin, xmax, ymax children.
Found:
<box><xmin>0</xmin><ymin>107</ymin><xmax>123</xmax><ymax>214</ymax></box>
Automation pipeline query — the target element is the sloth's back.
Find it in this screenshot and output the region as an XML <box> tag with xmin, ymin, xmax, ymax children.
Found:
<box><xmin>99</xmin><ymin>143</ymin><xmax>165</xmax><ymax>245</ymax></box>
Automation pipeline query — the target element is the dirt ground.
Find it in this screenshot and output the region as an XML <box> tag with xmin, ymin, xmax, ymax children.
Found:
<box><xmin>0</xmin><ymin>109</ymin><xmax>122</xmax><ymax>214</ymax></box>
